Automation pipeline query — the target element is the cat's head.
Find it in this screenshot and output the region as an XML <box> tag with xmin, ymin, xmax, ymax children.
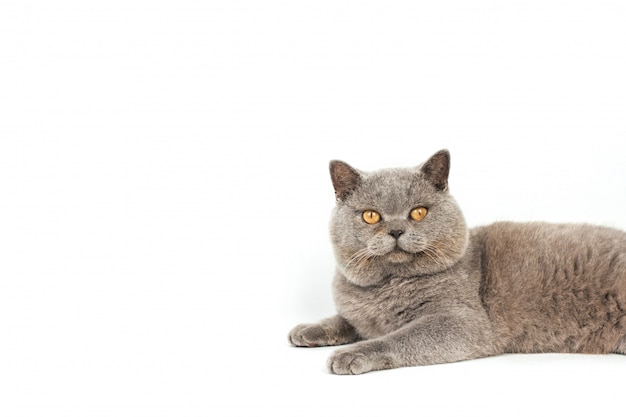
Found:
<box><xmin>329</xmin><ymin>150</ymin><xmax>469</xmax><ymax>286</ymax></box>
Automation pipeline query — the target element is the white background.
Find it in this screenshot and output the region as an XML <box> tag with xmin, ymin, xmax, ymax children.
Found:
<box><xmin>1</xmin><ymin>1</ymin><xmax>626</xmax><ymax>416</ymax></box>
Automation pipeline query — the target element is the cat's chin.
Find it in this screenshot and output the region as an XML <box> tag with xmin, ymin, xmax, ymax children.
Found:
<box><xmin>386</xmin><ymin>249</ymin><xmax>413</xmax><ymax>264</ymax></box>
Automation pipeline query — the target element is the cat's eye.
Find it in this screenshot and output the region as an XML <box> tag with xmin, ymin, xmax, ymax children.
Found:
<box><xmin>410</xmin><ymin>207</ymin><xmax>428</xmax><ymax>222</ymax></box>
<box><xmin>362</xmin><ymin>210</ymin><xmax>381</xmax><ymax>225</ymax></box>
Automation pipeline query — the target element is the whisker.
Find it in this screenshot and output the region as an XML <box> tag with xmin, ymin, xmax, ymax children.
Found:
<box><xmin>422</xmin><ymin>245</ymin><xmax>452</xmax><ymax>273</ymax></box>
<box><xmin>345</xmin><ymin>249</ymin><xmax>365</xmax><ymax>268</ymax></box>
<box><xmin>345</xmin><ymin>248</ymin><xmax>374</xmax><ymax>270</ymax></box>
<box><xmin>420</xmin><ymin>247</ymin><xmax>442</xmax><ymax>269</ymax></box>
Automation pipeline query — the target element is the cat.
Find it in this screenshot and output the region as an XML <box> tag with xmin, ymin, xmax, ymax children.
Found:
<box><xmin>288</xmin><ymin>150</ymin><xmax>626</xmax><ymax>374</ymax></box>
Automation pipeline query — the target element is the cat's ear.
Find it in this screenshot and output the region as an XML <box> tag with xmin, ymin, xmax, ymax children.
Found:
<box><xmin>420</xmin><ymin>149</ymin><xmax>450</xmax><ymax>192</ymax></box>
<box><xmin>330</xmin><ymin>160</ymin><xmax>362</xmax><ymax>200</ymax></box>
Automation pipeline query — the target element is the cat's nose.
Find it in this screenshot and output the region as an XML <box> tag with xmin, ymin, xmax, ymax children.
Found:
<box><xmin>389</xmin><ymin>230</ymin><xmax>404</xmax><ymax>239</ymax></box>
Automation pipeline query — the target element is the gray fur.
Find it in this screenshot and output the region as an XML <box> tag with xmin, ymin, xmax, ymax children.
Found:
<box><xmin>288</xmin><ymin>150</ymin><xmax>626</xmax><ymax>374</ymax></box>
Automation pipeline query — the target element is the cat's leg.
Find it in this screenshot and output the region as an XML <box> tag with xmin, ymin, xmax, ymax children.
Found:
<box><xmin>327</xmin><ymin>310</ymin><xmax>494</xmax><ymax>374</ymax></box>
<box><xmin>289</xmin><ymin>315</ymin><xmax>361</xmax><ymax>347</ymax></box>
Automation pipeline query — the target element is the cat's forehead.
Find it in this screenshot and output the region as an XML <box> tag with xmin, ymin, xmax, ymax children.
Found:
<box><xmin>353</xmin><ymin>167</ymin><xmax>435</xmax><ymax>212</ymax></box>
<box><xmin>365</xmin><ymin>168</ymin><xmax>416</xmax><ymax>188</ymax></box>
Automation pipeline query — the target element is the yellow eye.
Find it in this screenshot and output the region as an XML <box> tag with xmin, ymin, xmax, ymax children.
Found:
<box><xmin>362</xmin><ymin>210</ymin><xmax>381</xmax><ymax>225</ymax></box>
<box><xmin>410</xmin><ymin>207</ymin><xmax>428</xmax><ymax>222</ymax></box>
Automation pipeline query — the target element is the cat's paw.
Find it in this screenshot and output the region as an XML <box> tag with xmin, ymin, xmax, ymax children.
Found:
<box><xmin>327</xmin><ymin>348</ymin><xmax>375</xmax><ymax>375</ymax></box>
<box><xmin>288</xmin><ymin>323</ymin><xmax>331</xmax><ymax>347</ymax></box>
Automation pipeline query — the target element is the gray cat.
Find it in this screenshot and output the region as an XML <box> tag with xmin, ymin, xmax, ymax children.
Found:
<box><xmin>288</xmin><ymin>150</ymin><xmax>626</xmax><ymax>374</ymax></box>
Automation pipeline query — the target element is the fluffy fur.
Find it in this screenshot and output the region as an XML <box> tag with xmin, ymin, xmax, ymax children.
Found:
<box><xmin>288</xmin><ymin>150</ymin><xmax>626</xmax><ymax>374</ymax></box>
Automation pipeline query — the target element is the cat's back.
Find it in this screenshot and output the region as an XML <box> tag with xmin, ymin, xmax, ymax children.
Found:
<box><xmin>474</xmin><ymin>222</ymin><xmax>626</xmax><ymax>278</ymax></box>
<box><xmin>472</xmin><ymin>222</ymin><xmax>626</xmax><ymax>354</ymax></box>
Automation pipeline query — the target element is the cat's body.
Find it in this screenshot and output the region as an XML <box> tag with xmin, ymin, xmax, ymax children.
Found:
<box><xmin>288</xmin><ymin>150</ymin><xmax>626</xmax><ymax>374</ymax></box>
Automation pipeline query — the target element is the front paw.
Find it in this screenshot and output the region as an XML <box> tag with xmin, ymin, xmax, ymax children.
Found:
<box><xmin>327</xmin><ymin>348</ymin><xmax>376</xmax><ymax>375</ymax></box>
<box><xmin>288</xmin><ymin>323</ymin><xmax>330</xmax><ymax>347</ymax></box>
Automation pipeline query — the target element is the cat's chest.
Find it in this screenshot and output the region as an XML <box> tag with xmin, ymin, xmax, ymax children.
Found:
<box><xmin>334</xmin><ymin>274</ymin><xmax>438</xmax><ymax>339</ymax></box>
